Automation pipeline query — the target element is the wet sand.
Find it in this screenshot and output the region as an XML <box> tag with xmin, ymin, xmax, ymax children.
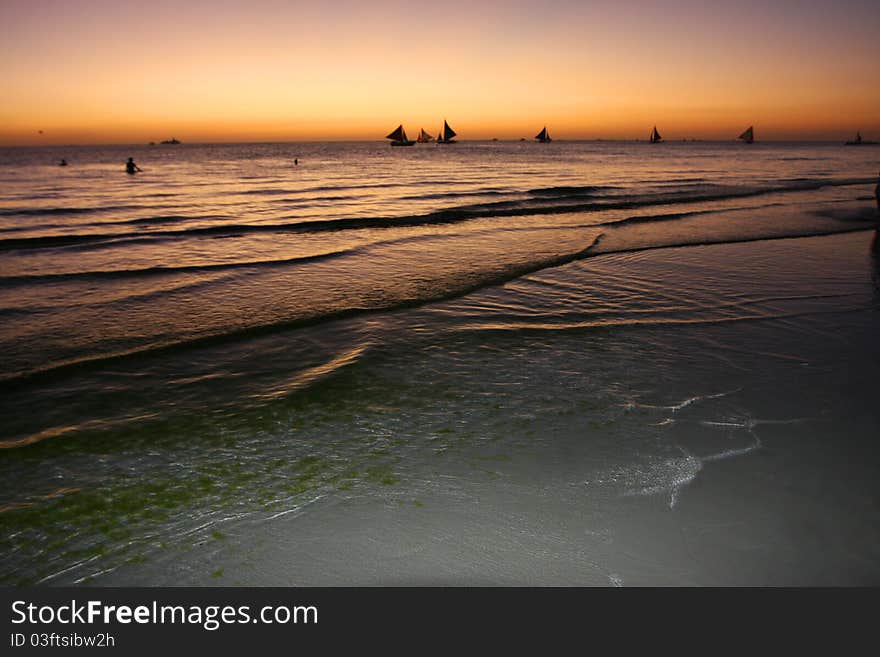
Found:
<box><xmin>86</xmin><ymin>229</ymin><xmax>880</xmax><ymax>587</ymax></box>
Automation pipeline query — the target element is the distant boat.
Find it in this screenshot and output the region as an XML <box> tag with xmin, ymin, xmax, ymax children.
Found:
<box><xmin>437</xmin><ymin>120</ymin><xmax>457</xmax><ymax>144</ymax></box>
<box><xmin>738</xmin><ymin>126</ymin><xmax>754</xmax><ymax>144</ymax></box>
<box><xmin>845</xmin><ymin>131</ymin><xmax>878</xmax><ymax>146</ymax></box>
<box><xmin>649</xmin><ymin>126</ymin><xmax>663</xmax><ymax>143</ymax></box>
<box><xmin>159</xmin><ymin>138</ymin><xmax>181</xmax><ymax>145</ymax></box>
<box><xmin>416</xmin><ymin>129</ymin><xmax>434</xmax><ymax>143</ymax></box>
<box><xmin>386</xmin><ymin>124</ymin><xmax>415</xmax><ymax>146</ymax></box>
<box><xmin>535</xmin><ymin>126</ymin><xmax>552</xmax><ymax>143</ymax></box>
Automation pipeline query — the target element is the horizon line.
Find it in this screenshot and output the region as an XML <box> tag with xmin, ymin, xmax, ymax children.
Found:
<box><xmin>0</xmin><ymin>137</ymin><xmax>872</xmax><ymax>148</ymax></box>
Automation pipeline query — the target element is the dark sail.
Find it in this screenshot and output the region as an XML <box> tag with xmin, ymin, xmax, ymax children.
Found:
<box><xmin>738</xmin><ymin>126</ymin><xmax>754</xmax><ymax>143</ymax></box>
<box><xmin>535</xmin><ymin>127</ymin><xmax>551</xmax><ymax>142</ymax></box>
<box><xmin>443</xmin><ymin>120</ymin><xmax>457</xmax><ymax>142</ymax></box>
<box><xmin>650</xmin><ymin>126</ymin><xmax>662</xmax><ymax>143</ymax></box>
<box><xmin>386</xmin><ymin>125</ymin><xmax>406</xmax><ymax>141</ymax></box>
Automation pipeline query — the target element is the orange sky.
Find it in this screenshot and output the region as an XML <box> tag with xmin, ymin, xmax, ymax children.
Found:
<box><xmin>1</xmin><ymin>0</ymin><xmax>878</xmax><ymax>144</ymax></box>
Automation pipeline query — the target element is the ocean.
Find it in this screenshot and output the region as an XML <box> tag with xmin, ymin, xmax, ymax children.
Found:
<box><xmin>1</xmin><ymin>140</ymin><xmax>879</xmax><ymax>585</ymax></box>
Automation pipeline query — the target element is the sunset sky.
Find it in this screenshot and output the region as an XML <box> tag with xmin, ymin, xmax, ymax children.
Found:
<box><xmin>1</xmin><ymin>0</ymin><xmax>878</xmax><ymax>144</ymax></box>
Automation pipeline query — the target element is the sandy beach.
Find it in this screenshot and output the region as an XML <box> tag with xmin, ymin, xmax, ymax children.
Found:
<box><xmin>68</xmin><ymin>228</ymin><xmax>879</xmax><ymax>587</ymax></box>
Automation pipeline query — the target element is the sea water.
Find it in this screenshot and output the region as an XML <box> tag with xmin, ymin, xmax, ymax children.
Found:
<box><xmin>1</xmin><ymin>141</ymin><xmax>878</xmax><ymax>585</ymax></box>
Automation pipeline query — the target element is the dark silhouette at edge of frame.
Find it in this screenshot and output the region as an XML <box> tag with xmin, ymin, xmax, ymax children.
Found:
<box><xmin>126</xmin><ymin>157</ymin><xmax>142</xmax><ymax>175</ymax></box>
<box><xmin>872</xmin><ymin>170</ymin><xmax>880</xmax><ymax>295</ymax></box>
<box><xmin>875</xmin><ymin>170</ymin><xmax>880</xmax><ymax>215</ymax></box>
<box><xmin>872</xmin><ymin>171</ymin><xmax>880</xmax><ymax>254</ymax></box>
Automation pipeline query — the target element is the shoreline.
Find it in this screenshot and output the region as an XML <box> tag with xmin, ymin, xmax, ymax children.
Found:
<box><xmin>61</xmin><ymin>229</ymin><xmax>880</xmax><ymax>587</ymax></box>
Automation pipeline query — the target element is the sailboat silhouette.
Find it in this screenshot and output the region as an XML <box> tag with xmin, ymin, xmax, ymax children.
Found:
<box><xmin>845</xmin><ymin>131</ymin><xmax>877</xmax><ymax>145</ymax></box>
<box><xmin>535</xmin><ymin>126</ymin><xmax>552</xmax><ymax>143</ymax></box>
<box><xmin>738</xmin><ymin>126</ymin><xmax>754</xmax><ymax>143</ymax></box>
<box><xmin>649</xmin><ymin>126</ymin><xmax>662</xmax><ymax>143</ymax></box>
<box><xmin>437</xmin><ymin>120</ymin><xmax>457</xmax><ymax>144</ymax></box>
<box><xmin>386</xmin><ymin>125</ymin><xmax>415</xmax><ymax>146</ymax></box>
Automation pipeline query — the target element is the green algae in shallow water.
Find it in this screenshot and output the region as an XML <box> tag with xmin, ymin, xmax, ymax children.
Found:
<box><xmin>365</xmin><ymin>464</ymin><xmax>399</xmax><ymax>486</ymax></box>
<box><xmin>1</xmin><ymin>340</ymin><xmax>536</xmax><ymax>585</ymax></box>
<box><xmin>1</xmin><ymin>435</ymin><xmax>409</xmax><ymax>584</ymax></box>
